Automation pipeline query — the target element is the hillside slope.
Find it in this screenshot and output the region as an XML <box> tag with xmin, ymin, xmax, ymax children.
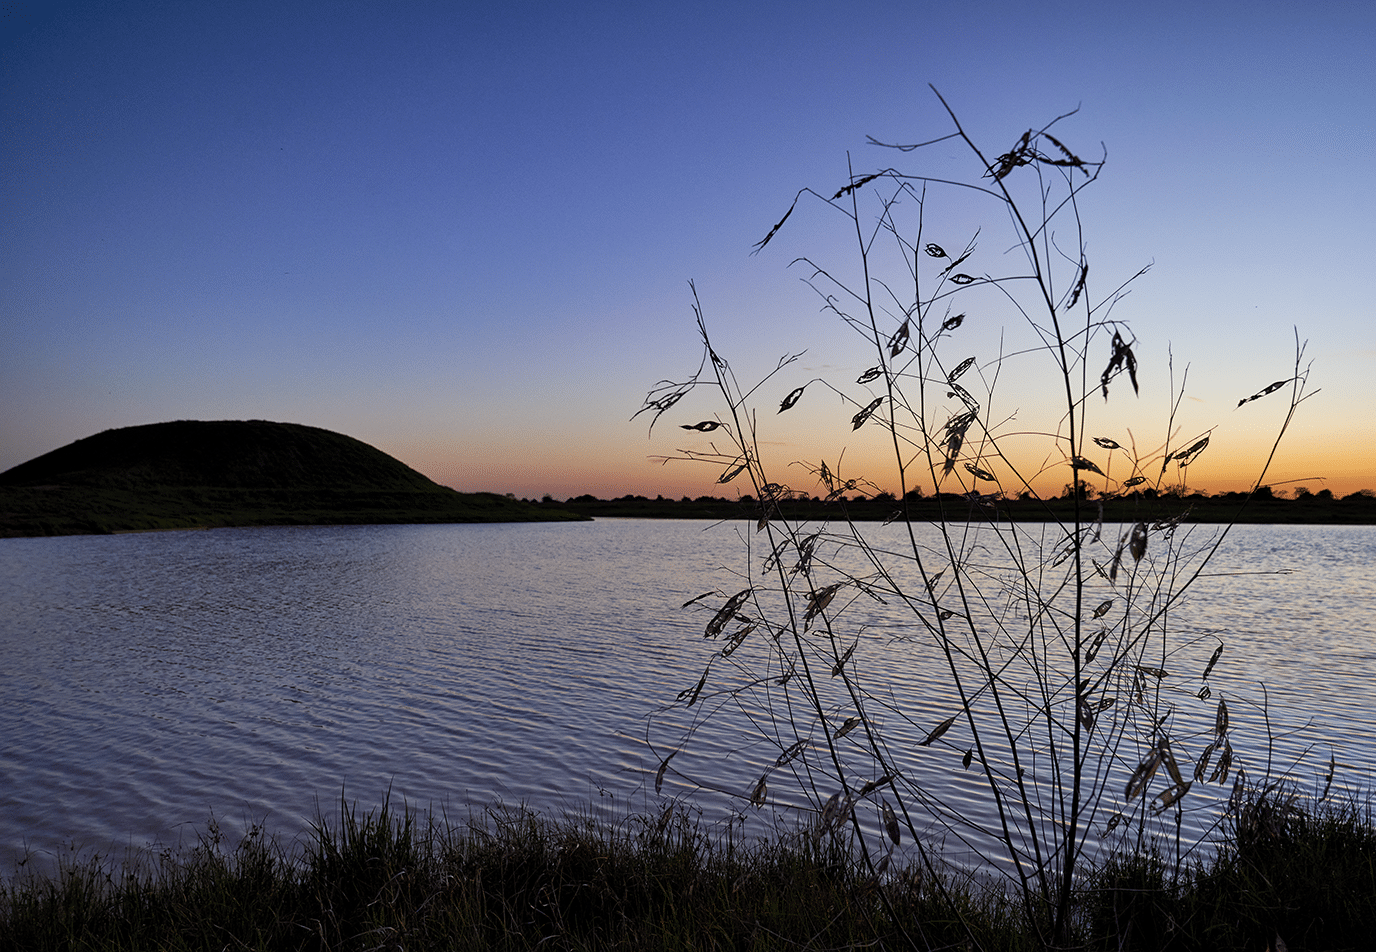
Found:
<box><xmin>0</xmin><ymin>420</ymin><xmax>583</xmax><ymax>537</ymax></box>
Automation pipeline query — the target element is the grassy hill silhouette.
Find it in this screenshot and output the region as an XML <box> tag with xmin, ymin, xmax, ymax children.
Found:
<box><xmin>0</xmin><ymin>420</ymin><xmax>584</xmax><ymax>537</ymax></box>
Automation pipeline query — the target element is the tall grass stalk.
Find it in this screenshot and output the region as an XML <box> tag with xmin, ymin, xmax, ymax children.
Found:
<box><xmin>638</xmin><ymin>88</ymin><xmax>1318</xmax><ymax>947</ymax></box>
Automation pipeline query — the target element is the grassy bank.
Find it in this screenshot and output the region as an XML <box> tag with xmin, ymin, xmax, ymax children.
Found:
<box><xmin>3</xmin><ymin>786</ymin><xmax>1371</xmax><ymax>951</ymax></box>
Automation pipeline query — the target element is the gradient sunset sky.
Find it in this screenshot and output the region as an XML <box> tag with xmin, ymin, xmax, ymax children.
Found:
<box><xmin>4</xmin><ymin>1</ymin><xmax>1372</xmax><ymax>501</ymax></box>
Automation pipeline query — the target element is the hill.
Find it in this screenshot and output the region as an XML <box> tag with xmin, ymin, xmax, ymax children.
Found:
<box><xmin>0</xmin><ymin>420</ymin><xmax>585</xmax><ymax>537</ymax></box>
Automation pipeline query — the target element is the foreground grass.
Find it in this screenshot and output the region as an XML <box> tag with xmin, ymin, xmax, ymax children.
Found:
<box><xmin>2</xmin><ymin>788</ymin><xmax>1372</xmax><ymax>951</ymax></box>
<box><xmin>1083</xmin><ymin>785</ymin><xmax>1376</xmax><ymax>951</ymax></box>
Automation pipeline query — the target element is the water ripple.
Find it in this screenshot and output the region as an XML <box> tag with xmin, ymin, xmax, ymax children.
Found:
<box><xmin>1</xmin><ymin>521</ymin><xmax>1371</xmax><ymax>876</ymax></box>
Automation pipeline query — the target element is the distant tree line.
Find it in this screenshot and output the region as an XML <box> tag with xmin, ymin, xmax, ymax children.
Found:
<box><xmin>534</xmin><ymin>486</ymin><xmax>1376</xmax><ymax>524</ymax></box>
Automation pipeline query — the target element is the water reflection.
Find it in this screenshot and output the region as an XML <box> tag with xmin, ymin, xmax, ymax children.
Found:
<box><xmin>0</xmin><ymin>521</ymin><xmax>1371</xmax><ymax>875</ymax></box>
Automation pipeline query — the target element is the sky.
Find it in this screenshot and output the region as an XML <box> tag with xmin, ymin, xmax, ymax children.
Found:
<box><xmin>3</xmin><ymin>0</ymin><xmax>1373</xmax><ymax>501</ymax></box>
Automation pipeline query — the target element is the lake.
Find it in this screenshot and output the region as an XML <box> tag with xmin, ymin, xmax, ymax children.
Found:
<box><xmin>2</xmin><ymin>519</ymin><xmax>1373</xmax><ymax>876</ymax></box>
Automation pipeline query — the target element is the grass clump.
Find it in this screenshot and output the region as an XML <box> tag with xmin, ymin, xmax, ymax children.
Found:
<box><xmin>3</xmin><ymin>788</ymin><xmax>1373</xmax><ymax>950</ymax></box>
<box><xmin>0</xmin><ymin>819</ymin><xmax>295</xmax><ymax>951</ymax></box>
<box><xmin>1084</xmin><ymin>787</ymin><xmax>1376</xmax><ymax>951</ymax></box>
<box><xmin>0</xmin><ymin>797</ymin><xmax>1030</xmax><ymax>951</ymax></box>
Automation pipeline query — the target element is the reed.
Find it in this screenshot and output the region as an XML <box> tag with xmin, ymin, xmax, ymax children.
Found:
<box><xmin>637</xmin><ymin>87</ymin><xmax>1324</xmax><ymax>947</ymax></box>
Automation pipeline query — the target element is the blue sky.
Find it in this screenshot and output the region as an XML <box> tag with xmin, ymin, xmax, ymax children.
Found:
<box><xmin>3</xmin><ymin>0</ymin><xmax>1373</xmax><ymax>499</ymax></box>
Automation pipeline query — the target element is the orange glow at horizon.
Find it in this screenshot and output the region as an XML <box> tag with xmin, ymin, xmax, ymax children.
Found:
<box><xmin>407</xmin><ymin>426</ymin><xmax>1371</xmax><ymax>503</ymax></box>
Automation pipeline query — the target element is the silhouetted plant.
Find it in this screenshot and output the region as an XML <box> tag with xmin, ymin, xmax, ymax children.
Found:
<box><xmin>639</xmin><ymin>87</ymin><xmax>1316</xmax><ymax>946</ymax></box>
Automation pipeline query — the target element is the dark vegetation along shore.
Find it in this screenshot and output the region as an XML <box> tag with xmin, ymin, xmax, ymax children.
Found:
<box><xmin>0</xmin><ymin>420</ymin><xmax>586</xmax><ymax>537</ymax></box>
<box><xmin>2</xmin><ymin>786</ymin><xmax>1372</xmax><ymax>951</ymax></box>
<box><xmin>545</xmin><ymin>486</ymin><xmax>1376</xmax><ymax>525</ymax></box>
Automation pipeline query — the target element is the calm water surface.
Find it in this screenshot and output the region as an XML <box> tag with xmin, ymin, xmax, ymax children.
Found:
<box><xmin>1</xmin><ymin>520</ymin><xmax>1372</xmax><ymax>873</ymax></box>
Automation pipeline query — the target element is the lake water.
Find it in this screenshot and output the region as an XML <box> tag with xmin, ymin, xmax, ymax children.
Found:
<box><xmin>2</xmin><ymin>519</ymin><xmax>1373</xmax><ymax>877</ymax></box>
